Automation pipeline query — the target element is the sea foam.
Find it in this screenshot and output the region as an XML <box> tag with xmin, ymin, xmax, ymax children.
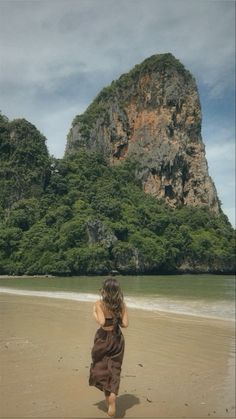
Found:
<box><xmin>0</xmin><ymin>287</ymin><xmax>234</xmax><ymax>321</ymax></box>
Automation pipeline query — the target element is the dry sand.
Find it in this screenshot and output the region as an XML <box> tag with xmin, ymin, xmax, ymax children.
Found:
<box><xmin>0</xmin><ymin>294</ymin><xmax>235</xmax><ymax>418</ymax></box>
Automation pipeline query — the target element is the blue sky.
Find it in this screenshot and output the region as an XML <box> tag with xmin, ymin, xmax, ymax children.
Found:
<box><xmin>0</xmin><ymin>0</ymin><xmax>235</xmax><ymax>226</ymax></box>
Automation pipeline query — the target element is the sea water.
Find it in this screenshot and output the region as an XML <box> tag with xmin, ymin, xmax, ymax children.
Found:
<box><xmin>0</xmin><ymin>274</ymin><xmax>235</xmax><ymax>321</ymax></box>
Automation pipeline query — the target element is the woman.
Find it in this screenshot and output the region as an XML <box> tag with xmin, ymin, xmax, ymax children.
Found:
<box><xmin>89</xmin><ymin>278</ymin><xmax>129</xmax><ymax>417</ymax></box>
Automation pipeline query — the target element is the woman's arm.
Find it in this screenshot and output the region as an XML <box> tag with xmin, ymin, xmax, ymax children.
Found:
<box><xmin>120</xmin><ymin>303</ymin><xmax>129</xmax><ymax>328</ymax></box>
<box><xmin>93</xmin><ymin>301</ymin><xmax>105</xmax><ymax>326</ymax></box>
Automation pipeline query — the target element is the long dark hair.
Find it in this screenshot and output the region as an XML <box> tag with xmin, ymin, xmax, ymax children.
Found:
<box><xmin>100</xmin><ymin>278</ymin><xmax>124</xmax><ymax>322</ymax></box>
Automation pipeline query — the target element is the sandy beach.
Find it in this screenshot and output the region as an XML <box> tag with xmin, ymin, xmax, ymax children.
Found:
<box><xmin>0</xmin><ymin>293</ymin><xmax>235</xmax><ymax>418</ymax></box>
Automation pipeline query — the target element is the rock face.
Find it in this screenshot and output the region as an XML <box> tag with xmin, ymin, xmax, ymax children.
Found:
<box><xmin>0</xmin><ymin>116</ymin><xmax>50</xmax><ymax>208</ymax></box>
<box><xmin>65</xmin><ymin>53</ymin><xmax>220</xmax><ymax>212</ymax></box>
<box><xmin>86</xmin><ymin>219</ymin><xmax>117</xmax><ymax>249</ymax></box>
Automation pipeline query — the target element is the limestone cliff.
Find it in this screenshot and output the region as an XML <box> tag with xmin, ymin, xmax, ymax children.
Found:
<box><xmin>65</xmin><ymin>53</ymin><xmax>220</xmax><ymax>213</ymax></box>
<box><xmin>0</xmin><ymin>115</ymin><xmax>50</xmax><ymax>208</ymax></box>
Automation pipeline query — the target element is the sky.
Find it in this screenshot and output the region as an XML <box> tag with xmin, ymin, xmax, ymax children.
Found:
<box><xmin>0</xmin><ymin>0</ymin><xmax>235</xmax><ymax>226</ymax></box>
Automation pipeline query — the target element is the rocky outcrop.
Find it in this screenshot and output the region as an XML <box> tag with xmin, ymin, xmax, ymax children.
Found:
<box><xmin>178</xmin><ymin>258</ymin><xmax>235</xmax><ymax>274</ymax></box>
<box><xmin>0</xmin><ymin>115</ymin><xmax>50</xmax><ymax>209</ymax></box>
<box><xmin>86</xmin><ymin>219</ymin><xmax>117</xmax><ymax>249</ymax></box>
<box><xmin>66</xmin><ymin>53</ymin><xmax>220</xmax><ymax>213</ymax></box>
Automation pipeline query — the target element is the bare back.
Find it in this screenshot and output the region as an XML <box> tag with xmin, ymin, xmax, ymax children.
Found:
<box><xmin>93</xmin><ymin>300</ymin><xmax>129</xmax><ymax>330</ymax></box>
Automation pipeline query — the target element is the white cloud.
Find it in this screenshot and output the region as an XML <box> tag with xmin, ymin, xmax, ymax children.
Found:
<box><xmin>0</xmin><ymin>0</ymin><xmax>234</xmax><ymax>93</ymax></box>
<box><xmin>223</xmin><ymin>207</ymin><xmax>235</xmax><ymax>228</ymax></box>
<box><xmin>204</xmin><ymin>125</ymin><xmax>235</xmax><ymax>227</ymax></box>
<box><xmin>39</xmin><ymin>104</ymin><xmax>87</xmax><ymax>157</ymax></box>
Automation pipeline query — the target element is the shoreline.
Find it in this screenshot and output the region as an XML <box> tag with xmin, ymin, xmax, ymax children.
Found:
<box><xmin>0</xmin><ymin>274</ymin><xmax>55</xmax><ymax>279</ymax></box>
<box><xmin>1</xmin><ymin>294</ymin><xmax>235</xmax><ymax>418</ymax></box>
<box><xmin>0</xmin><ymin>270</ymin><xmax>235</xmax><ymax>279</ymax></box>
<box><xmin>0</xmin><ymin>286</ymin><xmax>235</xmax><ymax>322</ymax></box>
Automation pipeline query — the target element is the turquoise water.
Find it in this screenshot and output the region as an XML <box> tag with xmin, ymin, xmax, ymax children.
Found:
<box><xmin>0</xmin><ymin>274</ymin><xmax>235</xmax><ymax>320</ymax></box>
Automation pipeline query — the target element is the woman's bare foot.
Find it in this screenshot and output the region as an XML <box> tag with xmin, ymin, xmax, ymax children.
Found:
<box><xmin>107</xmin><ymin>392</ymin><xmax>116</xmax><ymax>417</ymax></box>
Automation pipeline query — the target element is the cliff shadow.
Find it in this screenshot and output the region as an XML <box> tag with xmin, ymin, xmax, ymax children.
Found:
<box><xmin>94</xmin><ymin>393</ymin><xmax>140</xmax><ymax>417</ymax></box>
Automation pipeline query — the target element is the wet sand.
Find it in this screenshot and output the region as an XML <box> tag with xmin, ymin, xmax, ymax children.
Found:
<box><xmin>0</xmin><ymin>294</ymin><xmax>235</xmax><ymax>418</ymax></box>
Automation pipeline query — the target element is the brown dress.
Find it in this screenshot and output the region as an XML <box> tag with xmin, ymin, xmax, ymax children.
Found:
<box><xmin>89</xmin><ymin>319</ymin><xmax>125</xmax><ymax>395</ymax></box>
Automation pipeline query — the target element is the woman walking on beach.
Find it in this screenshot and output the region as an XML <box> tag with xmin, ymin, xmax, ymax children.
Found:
<box><xmin>89</xmin><ymin>278</ymin><xmax>129</xmax><ymax>417</ymax></box>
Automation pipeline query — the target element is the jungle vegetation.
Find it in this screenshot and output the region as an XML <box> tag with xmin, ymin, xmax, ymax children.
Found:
<box><xmin>0</xmin><ymin>113</ymin><xmax>235</xmax><ymax>275</ymax></box>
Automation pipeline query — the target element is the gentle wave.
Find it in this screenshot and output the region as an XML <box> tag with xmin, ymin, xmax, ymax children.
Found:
<box><xmin>0</xmin><ymin>287</ymin><xmax>234</xmax><ymax>321</ymax></box>
<box><xmin>0</xmin><ymin>287</ymin><xmax>98</xmax><ymax>302</ymax></box>
<box><xmin>125</xmin><ymin>296</ymin><xmax>235</xmax><ymax>321</ymax></box>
